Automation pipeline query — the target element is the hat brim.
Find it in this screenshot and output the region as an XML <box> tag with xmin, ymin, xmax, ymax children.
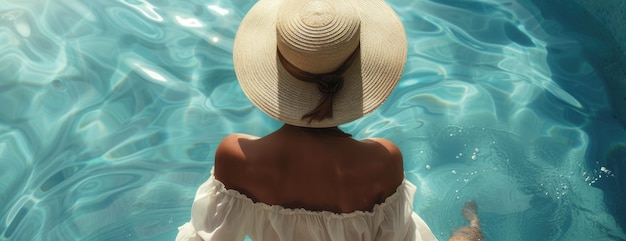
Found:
<box><xmin>233</xmin><ymin>0</ymin><xmax>407</xmax><ymax>128</ymax></box>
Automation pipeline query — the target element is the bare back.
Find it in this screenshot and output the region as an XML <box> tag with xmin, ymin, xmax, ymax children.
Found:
<box><xmin>213</xmin><ymin>125</ymin><xmax>405</xmax><ymax>213</ymax></box>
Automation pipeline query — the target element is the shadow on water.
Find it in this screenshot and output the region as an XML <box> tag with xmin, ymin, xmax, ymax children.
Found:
<box><xmin>526</xmin><ymin>0</ymin><xmax>626</xmax><ymax>233</ymax></box>
<box><xmin>599</xmin><ymin>145</ymin><xmax>626</xmax><ymax>235</ymax></box>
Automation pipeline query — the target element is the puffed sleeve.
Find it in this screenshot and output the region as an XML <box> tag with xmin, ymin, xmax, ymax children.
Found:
<box><xmin>176</xmin><ymin>176</ymin><xmax>251</xmax><ymax>241</ymax></box>
<box><xmin>374</xmin><ymin>180</ymin><xmax>438</xmax><ymax>241</ymax></box>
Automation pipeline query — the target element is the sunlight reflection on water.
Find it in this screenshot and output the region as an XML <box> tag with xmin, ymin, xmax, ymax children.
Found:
<box><xmin>1</xmin><ymin>0</ymin><xmax>625</xmax><ymax>240</ymax></box>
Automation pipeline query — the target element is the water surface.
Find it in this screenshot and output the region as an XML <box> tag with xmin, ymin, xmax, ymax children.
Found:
<box><xmin>1</xmin><ymin>0</ymin><xmax>625</xmax><ymax>240</ymax></box>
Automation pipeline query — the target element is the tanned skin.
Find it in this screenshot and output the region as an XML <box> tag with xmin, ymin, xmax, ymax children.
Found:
<box><xmin>448</xmin><ymin>200</ymin><xmax>483</xmax><ymax>241</ymax></box>
<box><xmin>214</xmin><ymin>124</ymin><xmax>483</xmax><ymax>240</ymax></box>
<box><xmin>214</xmin><ymin>124</ymin><xmax>404</xmax><ymax>213</ymax></box>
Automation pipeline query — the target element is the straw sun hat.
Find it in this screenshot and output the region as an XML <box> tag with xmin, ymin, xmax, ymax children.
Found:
<box><xmin>233</xmin><ymin>0</ymin><xmax>407</xmax><ymax>128</ymax></box>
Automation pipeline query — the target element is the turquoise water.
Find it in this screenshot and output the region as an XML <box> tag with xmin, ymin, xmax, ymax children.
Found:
<box><xmin>1</xmin><ymin>0</ymin><xmax>626</xmax><ymax>240</ymax></box>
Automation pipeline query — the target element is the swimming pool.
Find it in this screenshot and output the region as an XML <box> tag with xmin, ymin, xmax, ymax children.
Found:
<box><xmin>1</xmin><ymin>0</ymin><xmax>625</xmax><ymax>240</ymax></box>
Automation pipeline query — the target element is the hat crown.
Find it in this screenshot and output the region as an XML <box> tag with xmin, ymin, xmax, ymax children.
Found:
<box><xmin>234</xmin><ymin>0</ymin><xmax>406</xmax><ymax>127</ymax></box>
<box><xmin>277</xmin><ymin>0</ymin><xmax>360</xmax><ymax>74</ymax></box>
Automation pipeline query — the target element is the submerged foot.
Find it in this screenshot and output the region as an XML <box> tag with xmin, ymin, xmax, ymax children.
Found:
<box><xmin>462</xmin><ymin>200</ymin><xmax>480</xmax><ymax>229</ymax></box>
<box><xmin>448</xmin><ymin>200</ymin><xmax>483</xmax><ymax>241</ymax></box>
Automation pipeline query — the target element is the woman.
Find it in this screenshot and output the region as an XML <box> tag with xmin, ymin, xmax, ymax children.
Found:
<box><xmin>177</xmin><ymin>0</ymin><xmax>480</xmax><ymax>240</ymax></box>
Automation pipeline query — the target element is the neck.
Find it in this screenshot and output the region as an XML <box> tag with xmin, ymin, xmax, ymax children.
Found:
<box><xmin>282</xmin><ymin>124</ymin><xmax>352</xmax><ymax>137</ymax></box>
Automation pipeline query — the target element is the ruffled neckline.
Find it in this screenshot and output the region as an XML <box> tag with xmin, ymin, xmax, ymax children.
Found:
<box><xmin>207</xmin><ymin>172</ymin><xmax>412</xmax><ymax>219</ymax></box>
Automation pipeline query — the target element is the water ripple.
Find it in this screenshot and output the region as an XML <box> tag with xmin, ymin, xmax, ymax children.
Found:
<box><xmin>109</xmin><ymin>7</ymin><xmax>163</xmax><ymax>39</ymax></box>
<box><xmin>1</xmin><ymin>0</ymin><xmax>626</xmax><ymax>240</ymax></box>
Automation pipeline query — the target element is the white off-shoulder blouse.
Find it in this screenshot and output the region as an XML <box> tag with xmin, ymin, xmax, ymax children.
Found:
<box><xmin>176</xmin><ymin>172</ymin><xmax>437</xmax><ymax>241</ymax></box>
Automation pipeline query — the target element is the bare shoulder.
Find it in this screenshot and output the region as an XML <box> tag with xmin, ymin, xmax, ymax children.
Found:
<box><xmin>365</xmin><ymin>138</ymin><xmax>402</xmax><ymax>158</ymax></box>
<box><xmin>362</xmin><ymin>138</ymin><xmax>403</xmax><ymax>170</ymax></box>
<box><xmin>215</xmin><ymin>133</ymin><xmax>259</xmax><ymax>159</ymax></box>
<box><xmin>219</xmin><ymin>133</ymin><xmax>259</xmax><ymax>147</ymax></box>
<box><xmin>214</xmin><ymin>133</ymin><xmax>259</xmax><ymax>182</ymax></box>
<box><xmin>361</xmin><ymin>138</ymin><xmax>404</xmax><ymax>195</ymax></box>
